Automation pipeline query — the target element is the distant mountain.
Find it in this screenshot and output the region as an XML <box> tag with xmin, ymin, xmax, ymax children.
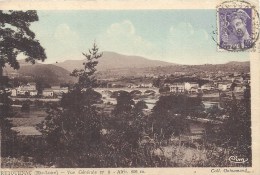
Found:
<box><xmin>5</xmin><ymin>63</ymin><xmax>77</xmax><ymax>85</ymax></box>
<box><xmin>55</xmin><ymin>51</ymin><xmax>175</xmax><ymax>72</ymax></box>
<box><xmin>225</xmin><ymin>61</ymin><xmax>250</xmax><ymax>66</ymax></box>
<box><xmin>3</xmin><ymin>55</ymin><xmax>249</xmax><ymax>85</ymax></box>
<box><xmin>17</xmin><ymin>59</ymin><xmax>42</xmax><ymax>66</ymax></box>
<box><xmin>95</xmin><ymin>61</ymin><xmax>250</xmax><ymax>78</ymax></box>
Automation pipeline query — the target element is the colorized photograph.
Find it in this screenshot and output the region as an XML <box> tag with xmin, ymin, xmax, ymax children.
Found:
<box><xmin>0</xmin><ymin>8</ymin><xmax>252</xmax><ymax>168</ymax></box>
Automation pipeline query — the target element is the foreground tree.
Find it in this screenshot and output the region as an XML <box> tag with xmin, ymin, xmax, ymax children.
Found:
<box><xmin>0</xmin><ymin>90</ymin><xmax>18</xmax><ymax>157</ymax></box>
<box><xmin>104</xmin><ymin>92</ymin><xmax>171</xmax><ymax>167</ymax></box>
<box><xmin>0</xmin><ymin>10</ymin><xmax>47</xmax><ymax>76</ymax></box>
<box><xmin>37</xmin><ymin>43</ymin><xmax>103</xmax><ymax>167</ymax></box>
<box><xmin>0</xmin><ymin>10</ymin><xmax>46</xmax><ymax>158</ymax></box>
<box><xmin>218</xmin><ymin>91</ymin><xmax>251</xmax><ymax>165</ymax></box>
<box><xmin>151</xmin><ymin>95</ymin><xmax>203</xmax><ymax>141</ymax></box>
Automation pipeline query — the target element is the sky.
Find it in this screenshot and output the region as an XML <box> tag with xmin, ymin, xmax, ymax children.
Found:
<box><xmin>30</xmin><ymin>10</ymin><xmax>249</xmax><ymax>64</ymax></box>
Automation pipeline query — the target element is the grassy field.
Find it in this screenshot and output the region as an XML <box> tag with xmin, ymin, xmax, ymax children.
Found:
<box><xmin>162</xmin><ymin>143</ymin><xmax>250</xmax><ymax>167</ymax></box>
<box><xmin>8</xmin><ymin>106</ymin><xmax>47</xmax><ymax>136</ymax></box>
<box><xmin>1</xmin><ymin>157</ymin><xmax>47</xmax><ymax>168</ymax></box>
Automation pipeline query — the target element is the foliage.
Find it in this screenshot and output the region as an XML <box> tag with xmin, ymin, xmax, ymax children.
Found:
<box><xmin>70</xmin><ymin>43</ymin><xmax>102</xmax><ymax>89</ymax></box>
<box><xmin>0</xmin><ymin>90</ymin><xmax>18</xmax><ymax>157</ymax></box>
<box><xmin>102</xmin><ymin>92</ymin><xmax>169</xmax><ymax>167</ymax></box>
<box><xmin>159</xmin><ymin>86</ymin><xmax>170</xmax><ymax>93</ymax></box>
<box><xmin>153</xmin><ymin>94</ymin><xmax>204</xmax><ymax>116</ymax></box>
<box><xmin>37</xmin><ymin>43</ymin><xmax>103</xmax><ymax>167</ymax></box>
<box><xmin>151</xmin><ymin>94</ymin><xmax>203</xmax><ymax>140</ymax></box>
<box><xmin>0</xmin><ymin>10</ymin><xmax>46</xmax><ymax>75</ymax></box>
<box><xmin>152</xmin><ymin>77</ymin><xmax>162</xmax><ymax>88</ymax></box>
<box><xmin>0</xmin><ymin>10</ymin><xmax>45</xmax><ymax>158</ymax></box>
<box><xmin>1</xmin><ymin>157</ymin><xmax>47</xmax><ymax>168</ymax></box>
<box><xmin>113</xmin><ymin>91</ymin><xmax>134</xmax><ymax>116</ymax></box>
<box><xmin>218</xmin><ymin>93</ymin><xmax>251</xmax><ymax>163</ymax></box>
<box><xmin>21</xmin><ymin>100</ymin><xmax>30</xmax><ymax>112</ymax></box>
<box><xmin>206</xmin><ymin>105</ymin><xmax>223</xmax><ymax>119</ymax></box>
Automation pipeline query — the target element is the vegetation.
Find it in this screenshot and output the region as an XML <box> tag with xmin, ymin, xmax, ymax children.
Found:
<box><xmin>0</xmin><ymin>10</ymin><xmax>46</xmax><ymax>76</ymax></box>
<box><xmin>0</xmin><ymin>10</ymin><xmax>46</xmax><ymax>162</ymax></box>
<box><xmin>0</xmin><ymin>10</ymin><xmax>252</xmax><ymax>168</ymax></box>
<box><xmin>37</xmin><ymin>43</ymin><xmax>104</xmax><ymax>167</ymax></box>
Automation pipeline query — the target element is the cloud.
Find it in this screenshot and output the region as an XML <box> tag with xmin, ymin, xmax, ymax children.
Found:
<box><xmin>40</xmin><ymin>23</ymin><xmax>84</xmax><ymax>62</ymax></box>
<box><xmin>168</xmin><ymin>22</ymin><xmax>209</xmax><ymax>47</ymax></box>
<box><xmin>163</xmin><ymin>22</ymin><xmax>217</xmax><ymax>64</ymax></box>
<box><xmin>54</xmin><ymin>23</ymin><xmax>81</xmax><ymax>48</ymax></box>
<box><xmin>97</xmin><ymin>21</ymin><xmax>215</xmax><ymax>64</ymax></box>
<box><xmin>98</xmin><ymin>20</ymin><xmax>158</xmax><ymax>58</ymax></box>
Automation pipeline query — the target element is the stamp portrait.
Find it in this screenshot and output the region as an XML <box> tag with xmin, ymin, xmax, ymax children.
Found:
<box><xmin>217</xmin><ymin>1</ymin><xmax>259</xmax><ymax>51</ymax></box>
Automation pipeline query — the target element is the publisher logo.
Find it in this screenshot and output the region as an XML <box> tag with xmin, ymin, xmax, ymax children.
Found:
<box><xmin>229</xmin><ymin>156</ymin><xmax>248</xmax><ymax>164</ymax></box>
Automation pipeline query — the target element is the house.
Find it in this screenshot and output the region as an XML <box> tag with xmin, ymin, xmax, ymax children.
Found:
<box><xmin>11</xmin><ymin>89</ymin><xmax>17</xmax><ymax>97</ymax></box>
<box><xmin>218</xmin><ymin>82</ymin><xmax>232</xmax><ymax>91</ymax></box>
<box><xmin>29</xmin><ymin>91</ymin><xmax>38</xmax><ymax>97</ymax></box>
<box><xmin>169</xmin><ymin>83</ymin><xmax>185</xmax><ymax>93</ymax></box>
<box><xmin>20</xmin><ymin>83</ymin><xmax>36</xmax><ymax>91</ymax></box>
<box><xmin>51</xmin><ymin>86</ymin><xmax>69</xmax><ymax>96</ymax></box>
<box><xmin>17</xmin><ymin>83</ymin><xmax>37</xmax><ymax>95</ymax></box>
<box><xmin>234</xmin><ymin>84</ymin><xmax>246</xmax><ymax>92</ymax></box>
<box><xmin>139</xmin><ymin>83</ymin><xmax>153</xmax><ymax>88</ymax></box>
<box><xmin>184</xmin><ymin>82</ymin><xmax>199</xmax><ymax>93</ymax></box>
<box><xmin>42</xmin><ymin>89</ymin><xmax>54</xmax><ymax>97</ymax></box>
<box><xmin>201</xmin><ymin>83</ymin><xmax>214</xmax><ymax>91</ymax></box>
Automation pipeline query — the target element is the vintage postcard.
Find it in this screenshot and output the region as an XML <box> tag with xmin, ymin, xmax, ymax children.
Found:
<box><xmin>0</xmin><ymin>0</ymin><xmax>260</xmax><ymax>175</ymax></box>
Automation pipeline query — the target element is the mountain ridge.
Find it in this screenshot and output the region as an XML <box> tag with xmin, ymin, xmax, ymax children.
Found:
<box><xmin>55</xmin><ymin>51</ymin><xmax>176</xmax><ymax>72</ymax></box>
<box><xmin>4</xmin><ymin>52</ymin><xmax>249</xmax><ymax>85</ymax></box>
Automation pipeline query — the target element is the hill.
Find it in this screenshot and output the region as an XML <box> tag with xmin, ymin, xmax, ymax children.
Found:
<box><xmin>3</xmin><ymin>55</ymin><xmax>249</xmax><ymax>85</ymax></box>
<box><xmin>5</xmin><ymin>64</ymin><xmax>77</xmax><ymax>85</ymax></box>
<box><xmin>56</xmin><ymin>51</ymin><xmax>174</xmax><ymax>72</ymax></box>
<box><xmin>55</xmin><ymin>52</ymin><xmax>249</xmax><ymax>78</ymax></box>
<box><xmin>95</xmin><ymin>61</ymin><xmax>250</xmax><ymax>78</ymax></box>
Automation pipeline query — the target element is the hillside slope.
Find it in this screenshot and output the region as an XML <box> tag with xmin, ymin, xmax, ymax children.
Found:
<box><xmin>5</xmin><ymin>64</ymin><xmax>76</xmax><ymax>85</ymax></box>
<box><xmin>56</xmin><ymin>51</ymin><xmax>174</xmax><ymax>72</ymax></box>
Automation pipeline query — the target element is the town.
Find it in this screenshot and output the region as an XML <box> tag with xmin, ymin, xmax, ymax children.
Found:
<box><xmin>0</xmin><ymin>9</ymin><xmax>252</xmax><ymax>169</ymax></box>
<box><xmin>7</xmin><ymin>70</ymin><xmax>250</xmax><ymax>99</ymax></box>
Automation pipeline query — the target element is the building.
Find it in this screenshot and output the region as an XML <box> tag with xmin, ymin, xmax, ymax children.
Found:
<box><xmin>42</xmin><ymin>89</ymin><xmax>54</xmax><ymax>97</ymax></box>
<box><xmin>29</xmin><ymin>91</ymin><xmax>38</xmax><ymax>97</ymax></box>
<box><xmin>51</xmin><ymin>86</ymin><xmax>69</xmax><ymax>96</ymax></box>
<box><xmin>169</xmin><ymin>83</ymin><xmax>185</xmax><ymax>93</ymax></box>
<box><xmin>11</xmin><ymin>89</ymin><xmax>17</xmax><ymax>97</ymax></box>
<box><xmin>17</xmin><ymin>83</ymin><xmax>37</xmax><ymax>95</ymax></box>
<box><xmin>201</xmin><ymin>83</ymin><xmax>214</xmax><ymax>91</ymax></box>
<box><xmin>184</xmin><ymin>82</ymin><xmax>199</xmax><ymax>93</ymax></box>
<box><xmin>139</xmin><ymin>83</ymin><xmax>153</xmax><ymax>88</ymax></box>
<box><xmin>218</xmin><ymin>82</ymin><xmax>232</xmax><ymax>91</ymax></box>
<box><xmin>234</xmin><ymin>84</ymin><xmax>246</xmax><ymax>92</ymax></box>
<box><xmin>19</xmin><ymin>83</ymin><xmax>36</xmax><ymax>91</ymax></box>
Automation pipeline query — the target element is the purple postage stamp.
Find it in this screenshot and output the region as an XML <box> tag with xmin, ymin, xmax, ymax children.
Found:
<box><xmin>217</xmin><ymin>1</ymin><xmax>259</xmax><ymax>51</ymax></box>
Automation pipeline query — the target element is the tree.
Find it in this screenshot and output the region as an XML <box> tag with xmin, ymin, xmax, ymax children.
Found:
<box><xmin>21</xmin><ymin>100</ymin><xmax>30</xmax><ymax>112</ymax></box>
<box><xmin>0</xmin><ymin>10</ymin><xmax>47</xmax><ymax>76</ymax></box>
<box><xmin>70</xmin><ymin>43</ymin><xmax>102</xmax><ymax>89</ymax></box>
<box><xmin>218</xmin><ymin>92</ymin><xmax>251</xmax><ymax>165</ymax></box>
<box><xmin>151</xmin><ymin>95</ymin><xmax>203</xmax><ymax>140</ymax></box>
<box><xmin>159</xmin><ymin>86</ymin><xmax>170</xmax><ymax>94</ymax></box>
<box><xmin>0</xmin><ymin>90</ymin><xmax>18</xmax><ymax>157</ymax></box>
<box><xmin>104</xmin><ymin>94</ymin><xmax>161</xmax><ymax>167</ymax></box>
<box><xmin>113</xmin><ymin>91</ymin><xmax>134</xmax><ymax>116</ymax></box>
<box><xmin>152</xmin><ymin>77</ymin><xmax>162</xmax><ymax>88</ymax></box>
<box><xmin>37</xmin><ymin>43</ymin><xmax>103</xmax><ymax>167</ymax></box>
<box><xmin>0</xmin><ymin>10</ymin><xmax>46</xmax><ymax>159</ymax></box>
